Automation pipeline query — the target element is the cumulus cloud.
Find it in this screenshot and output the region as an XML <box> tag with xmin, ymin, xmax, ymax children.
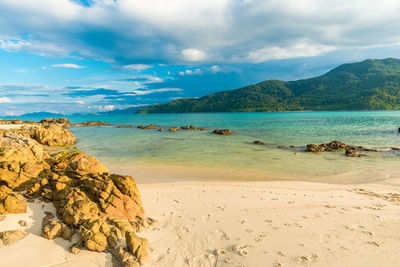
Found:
<box><xmin>1</xmin><ymin>0</ymin><xmax>400</xmax><ymax>64</ymax></box>
<box><xmin>0</xmin><ymin>97</ymin><xmax>12</xmax><ymax>103</ymax></box>
<box><xmin>52</xmin><ymin>64</ymin><xmax>86</xmax><ymax>69</ymax></box>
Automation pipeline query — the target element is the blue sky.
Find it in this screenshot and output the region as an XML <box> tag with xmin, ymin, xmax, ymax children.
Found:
<box><xmin>1</xmin><ymin>0</ymin><xmax>400</xmax><ymax>115</ymax></box>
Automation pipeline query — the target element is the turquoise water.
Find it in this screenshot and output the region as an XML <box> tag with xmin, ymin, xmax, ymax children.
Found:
<box><xmin>20</xmin><ymin>111</ymin><xmax>400</xmax><ymax>183</ymax></box>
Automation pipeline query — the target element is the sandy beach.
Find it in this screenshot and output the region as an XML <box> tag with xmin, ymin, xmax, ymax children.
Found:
<box><xmin>1</xmin><ymin>176</ymin><xmax>399</xmax><ymax>266</ymax></box>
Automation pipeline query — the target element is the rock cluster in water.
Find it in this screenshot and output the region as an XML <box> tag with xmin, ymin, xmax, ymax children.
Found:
<box><xmin>0</xmin><ymin>119</ymin><xmax>152</xmax><ymax>266</ymax></box>
<box><xmin>305</xmin><ymin>141</ymin><xmax>375</xmax><ymax>157</ymax></box>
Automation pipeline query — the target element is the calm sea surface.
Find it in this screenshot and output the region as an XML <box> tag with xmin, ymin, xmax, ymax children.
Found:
<box><xmin>18</xmin><ymin>111</ymin><xmax>400</xmax><ymax>183</ymax></box>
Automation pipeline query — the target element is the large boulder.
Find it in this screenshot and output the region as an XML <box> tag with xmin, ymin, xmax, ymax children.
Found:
<box><xmin>51</xmin><ymin>151</ymin><xmax>109</xmax><ymax>177</ymax></box>
<box><xmin>0</xmin><ymin>133</ymin><xmax>49</xmax><ymax>189</ymax></box>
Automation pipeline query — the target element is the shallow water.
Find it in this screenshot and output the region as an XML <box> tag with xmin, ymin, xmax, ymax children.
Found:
<box><xmin>20</xmin><ymin>111</ymin><xmax>400</xmax><ymax>183</ymax></box>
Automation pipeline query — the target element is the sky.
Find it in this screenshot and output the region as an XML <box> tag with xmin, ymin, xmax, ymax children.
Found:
<box><xmin>1</xmin><ymin>0</ymin><xmax>400</xmax><ymax>116</ymax></box>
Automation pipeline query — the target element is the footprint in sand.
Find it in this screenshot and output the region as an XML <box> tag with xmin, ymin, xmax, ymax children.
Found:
<box><xmin>367</xmin><ymin>241</ymin><xmax>380</xmax><ymax>247</ymax></box>
<box><xmin>255</xmin><ymin>232</ymin><xmax>267</xmax><ymax>242</ymax></box>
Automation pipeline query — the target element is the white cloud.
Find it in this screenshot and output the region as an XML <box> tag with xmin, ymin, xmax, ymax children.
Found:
<box><xmin>52</xmin><ymin>64</ymin><xmax>86</xmax><ymax>69</ymax></box>
<box><xmin>98</xmin><ymin>105</ymin><xmax>115</xmax><ymax>112</ymax></box>
<box><xmin>74</xmin><ymin>100</ymin><xmax>85</xmax><ymax>104</ymax></box>
<box><xmin>246</xmin><ymin>41</ymin><xmax>336</xmax><ymax>63</ymax></box>
<box><xmin>1</xmin><ymin>0</ymin><xmax>400</xmax><ymax>64</ymax></box>
<box><xmin>127</xmin><ymin>88</ymin><xmax>183</xmax><ymax>96</ymax></box>
<box><xmin>122</xmin><ymin>64</ymin><xmax>152</xmax><ymax>71</ymax></box>
<box><xmin>181</xmin><ymin>49</ymin><xmax>206</xmax><ymax>62</ymax></box>
<box><xmin>0</xmin><ymin>97</ymin><xmax>12</xmax><ymax>103</ymax></box>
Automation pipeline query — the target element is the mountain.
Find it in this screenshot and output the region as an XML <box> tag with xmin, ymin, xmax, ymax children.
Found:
<box><xmin>138</xmin><ymin>58</ymin><xmax>400</xmax><ymax>113</ymax></box>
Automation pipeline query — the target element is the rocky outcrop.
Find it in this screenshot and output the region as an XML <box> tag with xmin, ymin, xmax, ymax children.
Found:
<box><xmin>0</xmin><ymin>120</ymin><xmax>151</xmax><ymax>265</ymax></box>
<box><xmin>213</xmin><ymin>129</ymin><xmax>236</xmax><ymax>135</ymax></box>
<box><xmin>73</xmin><ymin>121</ymin><xmax>112</xmax><ymax>127</ymax></box>
<box><xmin>137</xmin><ymin>124</ymin><xmax>159</xmax><ymax>130</ymax></box>
<box><xmin>0</xmin><ymin>230</ymin><xmax>27</xmax><ymax>247</ymax></box>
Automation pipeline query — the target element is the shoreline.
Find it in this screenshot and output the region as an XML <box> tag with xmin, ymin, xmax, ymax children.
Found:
<box><xmin>108</xmin><ymin>161</ymin><xmax>394</xmax><ymax>185</ymax></box>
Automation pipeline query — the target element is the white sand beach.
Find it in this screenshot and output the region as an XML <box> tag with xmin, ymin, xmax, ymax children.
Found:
<box><xmin>1</xmin><ymin>177</ymin><xmax>399</xmax><ymax>267</ymax></box>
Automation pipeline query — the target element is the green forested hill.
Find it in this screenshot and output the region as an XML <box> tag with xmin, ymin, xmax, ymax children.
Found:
<box><xmin>138</xmin><ymin>58</ymin><xmax>400</xmax><ymax>113</ymax></box>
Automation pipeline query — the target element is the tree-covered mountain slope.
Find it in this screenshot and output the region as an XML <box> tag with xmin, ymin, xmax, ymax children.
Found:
<box><xmin>138</xmin><ymin>58</ymin><xmax>400</xmax><ymax>113</ymax></box>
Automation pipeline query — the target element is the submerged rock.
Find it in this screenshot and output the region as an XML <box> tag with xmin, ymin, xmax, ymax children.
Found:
<box><xmin>73</xmin><ymin>121</ymin><xmax>112</xmax><ymax>127</ymax></box>
<box><xmin>168</xmin><ymin>127</ymin><xmax>180</xmax><ymax>132</ymax></box>
<box><xmin>253</xmin><ymin>140</ymin><xmax>265</xmax><ymax>145</ymax></box>
<box><xmin>117</xmin><ymin>125</ymin><xmax>134</xmax><ymax>128</ymax></box>
<box><xmin>137</xmin><ymin>124</ymin><xmax>159</xmax><ymax>130</ymax></box>
<box><xmin>213</xmin><ymin>129</ymin><xmax>236</xmax><ymax>135</ymax></box>
<box><xmin>180</xmin><ymin>125</ymin><xmax>206</xmax><ymax>131</ymax></box>
<box><xmin>345</xmin><ymin>149</ymin><xmax>363</xmax><ymax>157</ymax></box>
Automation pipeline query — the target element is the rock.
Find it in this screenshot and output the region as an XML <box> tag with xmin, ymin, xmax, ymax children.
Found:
<box><xmin>111</xmin><ymin>219</ymin><xmax>135</xmax><ymax>238</ymax></box>
<box><xmin>0</xmin><ymin>186</ymin><xmax>27</xmax><ymax>214</ymax></box>
<box><xmin>117</xmin><ymin>125</ymin><xmax>134</xmax><ymax>128</ymax></box>
<box><xmin>79</xmin><ymin>219</ymin><xmax>110</xmax><ymax>252</ymax></box>
<box><xmin>40</xmin><ymin>118</ymin><xmax>71</xmax><ymax>126</ymax></box>
<box><xmin>51</xmin><ymin>151</ymin><xmax>109</xmax><ymax>177</ymax></box>
<box><xmin>32</xmin><ymin>124</ymin><xmax>76</xmax><ymax>146</ymax></box>
<box><xmin>168</xmin><ymin>127</ymin><xmax>179</xmax><ymax>132</ymax></box>
<box><xmin>61</xmin><ymin>224</ymin><xmax>76</xmax><ymax>240</ymax></box>
<box><xmin>253</xmin><ymin>140</ymin><xmax>265</xmax><ymax>145</ymax></box>
<box><xmin>18</xmin><ymin>220</ymin><xmax>27</xmax><ymax>227</ymax></box>
<box><xmin>69</xmin><ymin>245</ymin><xmax>81</xmax><ymax>254</ymax></box>
<box><xmin>180</xmin><ymin>126</ymin><xmax>206</xmax><ymax>130</ymax></box>
<box><xmin>42</xmin><ymin>219</ymin><xmax>63</xmax><ymax>240</ymax></box>
<box><xmin>137</xmin><ymin>124</ymin><xmax>159</xmax><ymax>130</ymax></box>
<box><xmin>146</xmin><ymin>217</ymin><xmax>158</xmax><ymax>227</ymax></box>
<box><xmin>0</xmin><ymin>230</ymin><xmax>27</xmax><ymax>247</ymax></box>
<box><xmin>213</xmin><ymin>129</ymin><xmax>236</xmax><ymax>135</ymax></box>
<box><xmin>345</xmin><ymin>149</ymin><xmax>363</xmax><ymax>157</ymax></box>
<box><xmin>158</xmin><ymin>128</ymin><xmax>163</xmax><ymax>132</ymax></box>
<box><xmin>125</xmin><ymin>232</ymin><xmax>151</xmax><ymax>265</ymax></box>
<box><xmin>73</xmin><ymin>121</ymin><xmax>112</xmax><ymax>127</ymax></box>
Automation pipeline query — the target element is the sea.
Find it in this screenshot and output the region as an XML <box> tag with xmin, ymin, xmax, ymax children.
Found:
<box><xmin>14</xmin><ymin>111</ymin><xmax>400</xmax><ymax>184</ymax></box>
